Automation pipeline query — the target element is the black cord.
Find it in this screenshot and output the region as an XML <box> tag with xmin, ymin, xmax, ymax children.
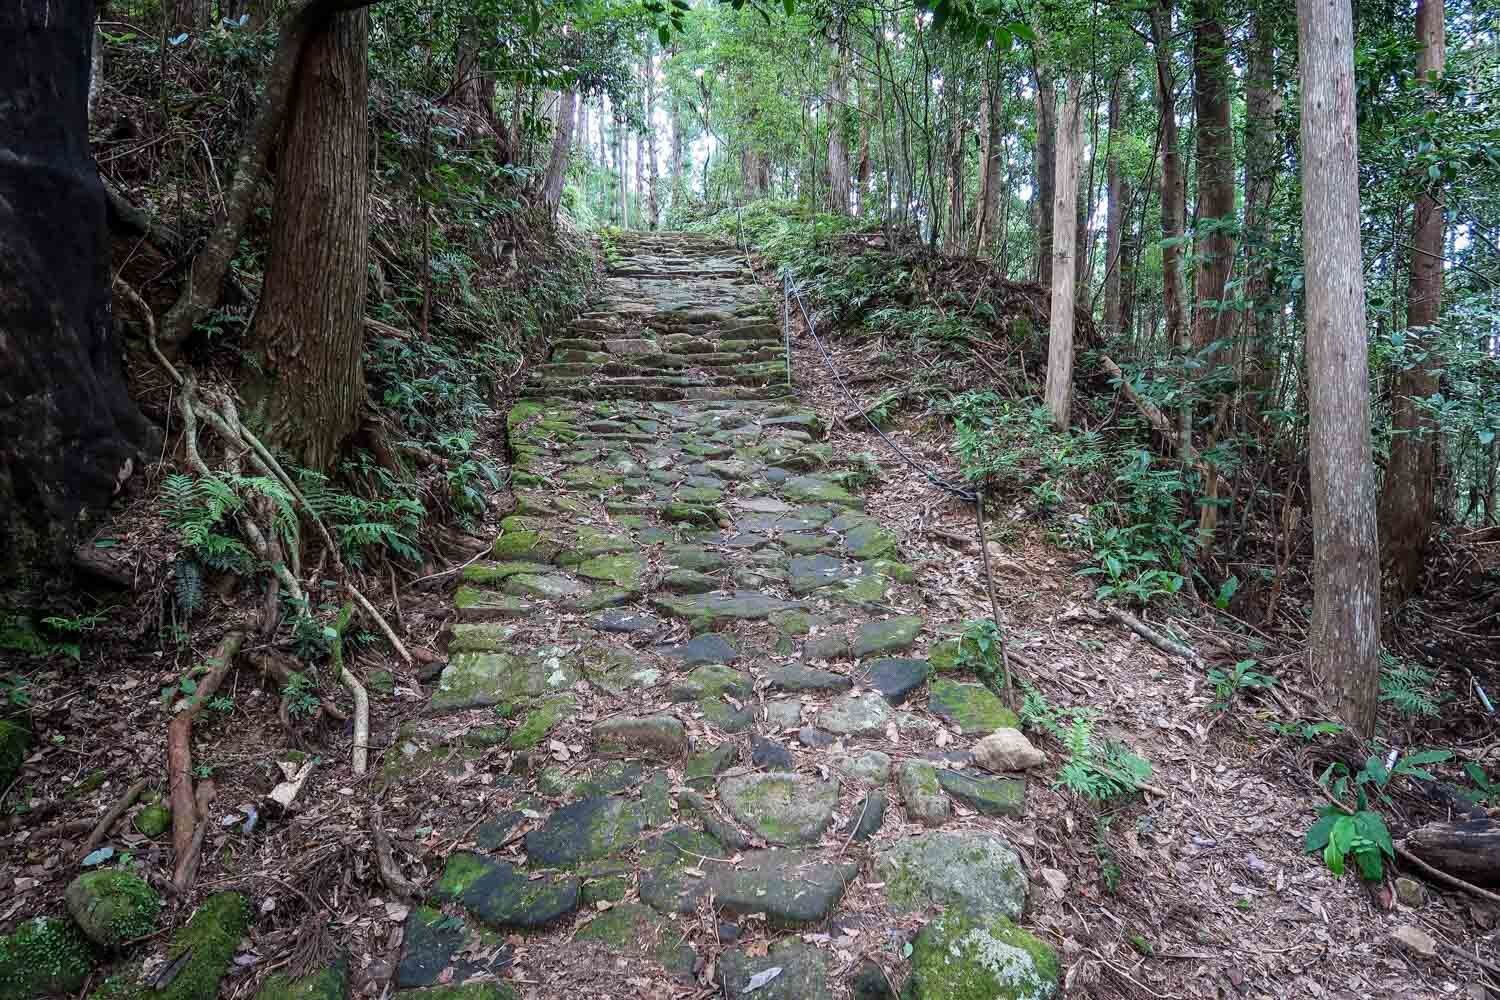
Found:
<box><xmin>785</xmin><ymin>277</ymin><xmax>979</xmax><ymax>504</ymax></box>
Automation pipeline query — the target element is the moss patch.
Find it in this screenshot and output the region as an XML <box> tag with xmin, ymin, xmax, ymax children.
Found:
<box><xmin>0</xmin><ymin>917</ymin><xmax>94</xmax><ymax>1000</ymax></box>
<box><xmin>253</xmin><ymin>956</ymin><xmax>347</xmax><ymax>1000</ymax></box>
<box><xmin>65</xmin><ymin>870</ymin><xmax>161</xmax><ymax>947</ymax></box>
<box><xmin>905</xmin><ymin>911</ymin><xmax>1058</xmax><ymax>1000</ymax></box>
<box><xmin>93</xmin><ymin>892</ymin><xmax>248</xmax><ymax>1000</ymax></box>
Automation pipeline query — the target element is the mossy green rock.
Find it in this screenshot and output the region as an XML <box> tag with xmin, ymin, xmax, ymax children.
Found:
<box><xmin>875</xmin><ymin>831</ymin><xmax>1027</xmax><ymax>919</ymax></box>
<box><xmin>927</xmin><ymin>678</ymin><xmax>1019</xmax><ymax>735</ymax></box>
<box><xmin>134</xmin><ymin>804</ymin><xmax>171</xmax><ymax>838</ymax></box>
<box><xmin>576</xmin><ymin>552</ymin><xmax>647</xmax><ymax>590</ymax></box>
<box><xmin>573</xmin><ymin>902</ymin><xmax>694</xmax><ymax>976</ymax></box>
<box><xmin>669</xmin><ymin>664</ymin><xmax>751</xmax><ymax>702</ymax></box>
<box><xmin>432</xmin><ymin>854</ymin><xmax>579</xmax><ymax>929</ymax></box>
<box><xmin>396</xmin><ymin>909</ymin><xmax>510</xmax><ymax>988</ymax></box>
<box><xmin>0</xmin><ymin>917</ymin><xmax>93</xmax><ymax>1000</ymax></box>
<box><xmin>783</xmin><ymin>475</ymin><xmax>862</xmax><ymax>509</ymax></box>
<box><xmin>935</xmin><ymin>769</ymin><xmax>1026</xmax><ymax>817</ymax></box>
<box><xmin>719</xmin><ymin>939</ymin><xmax>832</xmax><ymax>1000</ymax></box>
<box><xmin>508</xmin><ymin>695</ymin><xmax>576</xmax><ymax>749</ymax></box>
<box><xmin>93</xmin><ymin>892</ymin><xmax>248</xmax><ymax>1000</ymax></box>
<box><xmin>903</xmin><ymin>911</ymin><xmax>1059</xmax><ymax>1000</ymax></box>
<box><xmin>524</xmin><ymin>797</ymin><xmax>645</xmax><ymax>867</ymax></box>
<box><xmin>852</xmin><ymin>616</ymin><xmax>923</xmax><ymax>657</ymax></box>
<box><xmin>452</xmin><ymin>587</ymin><xmax>532</xmax><ymax>621</ymax></box>
<box><xmin>65</xmin><ymin>870</ymin><xmax>161</xmax><ymax>947</ymax></box>
<box><xmin>431</xmin><ymin>649</ymin><xmax>580</xmax><ymax>712</ymax></box>
<box><xmin>446</xmin><ymin>622</ymin><xmax>516</xmax><ymax>653</ymax></box>
<box><xmin>253</xmin><ymin>956</ymin><xmax>347</xmax><ymax>1000</ymax></box>
<box><xmin>684</xmin><ymin>743</ymin><xmax>737</xmax><ymax>787</ymax></box>
<box><xmin>718</xmin><ymin>772</ymin><xmax>838</xmax><ymax>846</ymax></box>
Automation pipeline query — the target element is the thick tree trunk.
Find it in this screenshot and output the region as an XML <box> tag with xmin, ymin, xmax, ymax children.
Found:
<box><xmin>644</xmin><ymin>47</ymin><xmax>660</xmax><ymax>230</ymax></box>
<box><xmin>542</xmin><ymin>90</ymin><xmax>577</xmax><ymax>212</ymax></box>
<box><xmin>1242</xmin><ymin>10</ymin><xmax>1279</xmax><ymax>427</ymax></box>
<box><xmin>159</xmin><ymin>0</ymin><xmax>381</xmax><ymax>352</ymax></box>
<box><xmin>828</xmin><ymin>40</ymin><xmax>852</xmax><ymax>215</ymax></box>
<box><xmin>855</xmin><ymin>80</ymin><xmax>872</xmax><ymax>211</ymax></box>
<box><xmin>1151</xmin><ymin>1</ymin><xmax>1191</xmax><ymax>453</ymax></box>
<box><xmin>1046</xmin><ymin>80</ymin><xmax>1083</xmax><ymax>429</ymax></box>
<box><xmin>1190</xmin><ymin>0</ymin><xmax>1236</xmax><ymax>542</ymax></box>
<box><xmin>244</xmin><ymin>8</ymin><xmax>370</xmax><ymax>474</ymax></box>
<box><xmin>0</xmin><ymin>0</ymin><xmax>155</xmax><ymax>581</ymax></box>
<box><xmin>1102</xmin><ymin>72</ymin><xmax>1125</xmax><ymax>336</ymax></box>
<box><xmin>974</xmin><ymin>76</ymin><xmax>1003</xmax><ymax>251</ymax></box>
<box><xmin>1297</xmin><ymin>0</ymin><xmax>1382</xmax><ymax>737</ymax></box>
<box><xmin>1033</xmin><ymin>67</ymin><xmax>1057</xmax><ymax>288</ymax></box>
<box><xmin>1379</xmin><ymin>0</ymin><xmax>1446</xmax><ymax>605</ymax></box>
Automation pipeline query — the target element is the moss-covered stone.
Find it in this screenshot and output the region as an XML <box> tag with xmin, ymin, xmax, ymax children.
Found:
<box><xmin>523</xmin><ymin>797</ymin><xmax>645</xmax><ymax>867</ymax></box>
<box><xmin>718</xmin><ymin>772</ymin><xmax>839</xmax><ymax>846</ymax></box>
<box><xmin>904</xmin><ymin>911</ymin><xmax>1058</xmax><ymax>1000</ymax></box>
<box><xmin>575</xmin><ymin>552</ymin><xmax>647</xmax><ymax>590</ymax></box>
<box><xmin>65</xmin><ymin>871</ymin><xmax>161</xmax><ymax>947</ymax></box>
<box><xmin>0</xmin><ymin>917</ymin><xmax>93</xmax><ymax>1000</ymax></box>
<box><xmin>452</xmin><ymin>587</ymin><xmax>532</xmax><ymax>621</ymax></box>
<box><xmin>397</xmin><ymin>983</ymin><xmax>519</xmax><ymax>1000</ymax></box>
<box><xmin>852</xmin><ymin>616</ymin><xmax>923</xmax><ymax>657</ymax></box>
<box><xmin>461</xmin><ymin>560</ymin><xmax>553</xmax><ymax>585</ymax></box>
<box><xmin>431</xmin><ymin>855</ymin><xmax>579</xmax><ymax>929</ymax></box>
<box><xmin>684</xmin><ymin>743</ymin><xmax>737</xmax><ymax>788</ymax></box>
<box><xmin>93</xmin><ymin>892</ymin><xmax>248</xmax><ymax>1000</ymax></box>
<box><xmin>253</xmin><ymin>956</ymin><xmax>347</xmax><ymax>1000</ymax></box>
<box><xmin>508</xmin><ymin>694</ymin><xmax>576</xmax><ymax>749</ymax></box>
<box><xmin>927</xmin><ymin>678</ymin><xmax>1019</xmax><ymax>735</ymax></box>
<box><xmin>133</xmin><ymin>804</ymin><xmax>170</xmax><ymax>838</ymax></box>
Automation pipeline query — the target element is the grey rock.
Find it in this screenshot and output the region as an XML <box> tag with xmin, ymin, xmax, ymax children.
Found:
<box><xmin>852</xmin><ymin>616</ymin><xmax>923</xmax><ymax>657</ymax></box>
<box><xmin>718</xmin><ymin>771</ymin><xmax>839</xmax><ymax>845</ymax></box>
<box><xmin>843</xmin><ymin>791</ymin><xmax>887</xmax><ymax>843</ymax></box>
<box><xmin>750</xmin><ymin>735</ymin><xmax>794</xmax><ymax>770</ymax></box>
<box><xmin>828</xmin><ymin>750</ymin><xmax>892</xmax><ymax>784</ymax></box>
<box><xmin>819</xmin><ymin>692</ymin><xmax>893</xmax><ymax>736</ymax></box>
<box><xmin>865</xmin><ymin>657</ymin><xmax>929</xmax><ymax>705</ymax></box>
<box><xmin>768</xmin><ymin>663</ymin><xmax>852</xmax><ymax>693</ymax></box>
<box><xmin>594</xmin><ymin>715</ymin><xmax>689</xmax><ymax>758</ymax></box>
<box><xmin>524</xmin><ymin>797</ymin><xmax>645</xmax><ymax>866</ymax></box>
<box><xmin>897</xmin><ymin>761</ymin><xmax>950</xmax><ymax>827</ymax></box>
<box><xmin>719</xmin><ymin>940</ymin><xmax>832</xmax><ymax>1000</ymax></box>
<box><xmin>874</xmin><ymin>831</ymin><xmax>1028</xmax><ymax>919</ymax></box>
<box><xmin>763</xmin><ymin>698</ymin><xmax>803</xmax><ymax>728</ymax></box>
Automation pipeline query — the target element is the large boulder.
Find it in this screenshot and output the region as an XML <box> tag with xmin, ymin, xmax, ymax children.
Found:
<box><xmin>903</xmin><ymin>910</ymin><xmax>1059</xmax><ymax>1000</ymax></box>
<box><xmin>64</xmin><ymin>870</ymin><xmax>161</xmax><ymax>948</ymax></box>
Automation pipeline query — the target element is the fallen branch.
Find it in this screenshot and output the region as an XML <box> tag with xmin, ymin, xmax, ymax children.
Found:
<box><xmin>77</xmin><ymin>779</ymin><xmax>148</xmax><ymax>862</ymax></box>
<box><xmin>1396</xmin><ymin>842</ymin><xmax>1500</xmax><ymax>908</ymax></box>
<box><xmin>167</xmin><ymin>632</ymin><xmax>243</xmax><ymax>865</ymax></box>
<box><xmin>370</xmin><ymin>805</ymin><xmax>419</xmax><ymax>900</ymax></box>
<box><xmin>332</xmin><ymin>602</ymin><xmax>371</xmax><ymax>775</ymax></box>
<box><xmin>349</xmin><ymin>584</ymin><xmax>411</xmax><ymax>666</ymax></box>
<box><xmin>1106</xmin><ymin>607</ymin><xmax>1204</xmax><ymax>669</ymax></box>
<box><xmin>170</xmin><ymin>780</ymin><xmax>216</xmax><ymax>894</ymax></box>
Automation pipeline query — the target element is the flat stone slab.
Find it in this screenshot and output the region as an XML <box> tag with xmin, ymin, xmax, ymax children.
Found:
<box><xmin>594</xmin><ymin>715</ymin><xmax>689</xmax><ymax>758</ymax></box>
<box><xmin>905</xmin><ymin>910</ymin><xmax>1059</xmax><ymax>1000</ymax></box>
<box><xmin>525</xmin><ymin>797</ymin><xmax>645</xmax><ymax>867</ymax></box>
<box><xmin>788</xmin><ymin>554</ymin><xmax>857</xmax><ymax>594</ymax></box>
<box><xmin>828</xmin><ymin>750</ymin><xmax>892</xmax><ymax>784</ymax></box>
<box><xmin>874</xmin><ymin>831</ymin><xmax>1028</xmax><ymax>919</ymax></box>
<box><xmin>818</xmin><ymin>692</ymin><xmax>893</xmax><ymax>736</ymax></box>
<box><xmin>659</xmin><ymin>632</ymin><xmax>740</xmax><ymax>665</ymax></box>
<box><xmin>397</xmin><ymin>907</ymin><xmax>511</xmax><ymax>988</ymax></box>
<box><xmin>783</xmin><ymin>475</ymin><xmax>862</xmax><ymax>509</ymax></box>
<box><xmin>768</xmin><ymin>663</ymin><xmax>852</xmax><ymax>693</ymax></box>
<box><xmin>843</xmin><ymin>790</ymin><xmax>887</xmax><ymax>843</ymax></box>
<box><xmin>431</xmin><ymin>649</ymin><xmax>579</xmax><ymax>712</ymax></box>
<box><xmin>852</xmin><ymin>616</ymin><xmax>922</xmax><ymax>657</ymax></box>
<box><xmin>898</xmin><ymin>761</ymin><xmax>950</xmax><ymax>827</ymax></box>
<box><xmin>927</xmin><ymin>678</ymin><xmax>1020</xmax><ymax>735</ymax></box>
<box><xmin>718</xmin><ymin>772</ymin><xmax>839</xmax><ymax>845</ymax></box>
<box><xmin>669</xmin><ymin>663</ymin><xmax>752</xmax><ymax>702</ymax></box>
<box><xmin>432</xmin><ymin>855</ymin><xmax>579</xmax><ymax>929</ymax></box>
<box><xmin>588</xmin><ymin>608</ymin><xmax>661</xmax><ymax>634</ymax></box>
<box><xmin>710</xmin><ymin>851</ymin><xmax>858</xmax><ymax>928</ymax></box>
<box><xmin>935</xmin><ymin>769</ymin><xmax>1026</xmax><ymax>817</ymax></box>
<box><xmin>651</xmin><ymin>591</ymin><xmax>798</xmax><ymax>631</ymax></box>
<box><xmin>638</xmin><ymin>827</ymin><xmax>727</xmax><ymax>913</ymax></box>
<box><xmin>866</xmin><ymin>658</ymin><xmax>929</xmax><ymax>705</ymax></box>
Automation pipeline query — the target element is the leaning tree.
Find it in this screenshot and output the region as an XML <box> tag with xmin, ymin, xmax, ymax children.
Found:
<box><xmin>0</xmin><ymin>1</ymin><xmax>155</xmax><ymax>584</ymax></box>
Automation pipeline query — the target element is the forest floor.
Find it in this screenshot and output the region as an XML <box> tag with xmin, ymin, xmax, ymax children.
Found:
<box><xmin>2</xmin><ymin>231</ymin><xmax>1495</xmax><ymax>1000</ymax></box>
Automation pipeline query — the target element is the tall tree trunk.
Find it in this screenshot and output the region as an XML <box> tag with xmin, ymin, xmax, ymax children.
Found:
<box><xmin>634</xmin><ymin>130</ymin><xmax>646</xmax><ymax>227</ymax></box>
<box><xmin>1102</xmin><ymin>71</ymin><xmax>1125</xmax><ymax>336</ymax></box>
<box><xmin>1379</xmin><ymin>0</ymin><xmax>1447</xmax><ymax>604</ymax></box>
<box><xmin>855</xmin><ymin>74</ymin><xmax>872</xmax><ymax>212</ymax></box>
<box><xmin>1033</xmin><ymin>66</ymin><xmax>1057</xmax><ymax>288</ymax></box>
<box><xmin>945</xmin><ymin>93</ymin><xmax>965</xmax><ymax>249</ymax></box>
<box><xmin>973</xmin><ymin>74</ymin><xmax>1003</xmax><ymax>251</ymax></box>
<box><xmin>1190</xmin><ymin>0</ymin><xmax>1236</xmax><ymax>542</ymax></box>
<box><xmin>244</xmin><ymin>8</ymin><xmax>370</xmax><ymax>473</ymax></box>
<box><xmin>1151</xmin><ymin>0</ymin><xmax>1191</xmax><ymax>458</ymax></box>
<box><xmin>1297</xmin><ymin>0</ymin><xmax>1382</xmax><ymax>737</ymax></box>
<box><xmin>1046</xmin><ymin>80</ymin><xmax>1084</xmax><ymax>429</ymax></box>
<box><xmin>1242</xmin><ymin>10</ymin><xmax>1279</xmax><ymax>427</ymax></box>
<box><xmin>541</xmin><ymin>90</ymin><xmax>577</xmax><ymax>212</ymax></box>
<box><xmin>828</xmin><ymin>38</ymin><xmax>852</xmax><ymax>215</ymax></box>
<box><xmin>644</xmin><ymin>46</ymin><xmax>660</xmax><ymax>230</ymax></box>
<box><xmin>1</xmin><ymin>0</ymin><xmax>155</xmax><ymax>580</ymax></box>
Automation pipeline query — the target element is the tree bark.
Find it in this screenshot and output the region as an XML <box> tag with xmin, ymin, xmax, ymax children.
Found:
<box><xmin>1242</xmin><ymin>10</ymin><xmax>1280</xmax><ymax>428</ymax></box>
<box><xmin>0</xmin><ymin>0</ymin><xmax>156</xmax><ymax>581</ymax></box>
<box><xmin>541</xmin><ymin>90</ymin><xmax>577</xmax><ymax>212</ymax></box>
<box><xmin>1151</xmin><ymin>0</ymin><xmax>1191</xmax><ymax>456</ymax></box>
<box><xmin>644</xmin><ymin>45</ymin><xmax>660</xmax><ymax>229</ymax></box>
<box><xmin>1102</xmin><ymin>71</ymin><xmax>1125</xmax><ymax>335</ymax></box>
<box><xmin>1378</xmin><ymin>0</ymin><xmax>1446</xmax><ymax>605</ymax></box>
<box><xmin>1046</xmin><ymin>80</ymin><xmax>1084</xmax><ymax>429</ymax></box>
<box><xmin>167</xmin><ymin>0</ymin><xmax>211</xmax><ymax>31</ymax></box>
<box><xmin>1297</xmin><ymin>0</ymin><xmax>1383</xmax><ymax>737</ymax></box>
<box><xmin>243</xmin><ymin>8</ymin><xmax>370</xmax><ymax>473</ymax></box>
<box><xmin>1033</xmin><ymin>66</ymin><xmax>1057</xmax><ymax>288</ymax></box>
<box><xmin>159</xmin><ymin>0</ymin><xmax>383</xmax><ymax>353</ymax></box>
<box><xmin>828</xmin><ymin>37</ymin><xmax>852</xmax><ymax>215</ymax></box>
<box><xmin>974</xmin><ymin>72</ymin><xmax>1003</xmax><ymax>251</ymax></box>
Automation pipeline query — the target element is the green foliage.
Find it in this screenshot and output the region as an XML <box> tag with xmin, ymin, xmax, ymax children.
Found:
<box><xmin>0</xmin><ymin>917</ymin><xmax>94</xmax><ymax>1000</ymax></box>
<box><xmin>955</xmin><ymin>618</ymin><xmax>1006</xmax><ymax>687</ymax></box>
<box><xmin>161</xmin><ymin>472</ymin><xmax>296</xmax><ymax>573</ymax></box>
<box><xmin>1267</xmin><ymin>719</ymin><xmax>1345</xmax><ymax>742</ymax></box>
<box><xmin>1305</xmin><ymin>806</ymin><xmax>1395</xmax><ymax>881</ymax></box>
<box><xmin>1207</xmin><ymin>659</ymin><xmax>1277</xmax><ymax>710</ymax></box>
<box><xmin>1020</xmin><ymin>683</ymin><xmax>1152</xmax><ymax>804</ymax></box>
<box><xmin>1378</xmin><ymin>652</ymin><xmax>1447</xmax><ymax>717</ymax></box>
<box><xmin>283</xmin><ymin>671</ymin><xmax>321</xmax><ymax>719</ymax></box>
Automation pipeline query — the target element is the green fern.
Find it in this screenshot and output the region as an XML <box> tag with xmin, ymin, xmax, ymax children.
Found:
<box><xmin>1019</xmin><ymin>682</ymin><xmax>1151</xmax><ymax>803</ymax></box>
<box><xmin>173</xmin><ymin>558</ymin><xmax>204</xmax><ymax>616</ymax></box>
<box><xmin>1379</xmin><ymin>653</ymin><xmax>1447</xmax><ymax>718</ymax></box>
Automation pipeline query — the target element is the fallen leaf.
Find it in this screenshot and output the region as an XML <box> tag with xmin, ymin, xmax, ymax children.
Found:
<box><xmin>743</xmin><ymin>966</ymin><xmax>781</xmax><ymax>992</ymax></box>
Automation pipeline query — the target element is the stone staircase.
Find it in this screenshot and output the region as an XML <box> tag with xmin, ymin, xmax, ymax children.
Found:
<box><xmin>382</xmin><ymin>232</ymin><xmax>1058</xmax><ymax>1000</ymax></box>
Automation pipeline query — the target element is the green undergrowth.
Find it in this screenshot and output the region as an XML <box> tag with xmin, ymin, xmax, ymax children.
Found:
<box><xmin>93</xmin><ymin>892</ymin><xmax>248</xmax><ymax>1000</ymax></box>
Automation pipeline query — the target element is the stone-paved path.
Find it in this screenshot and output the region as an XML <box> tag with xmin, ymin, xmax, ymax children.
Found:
<box><xmin>388</xmin><ymin>233</ymin><xmax>1059</xmax><ymax>999</ymax></box>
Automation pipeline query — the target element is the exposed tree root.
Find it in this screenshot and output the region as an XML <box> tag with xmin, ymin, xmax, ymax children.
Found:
<box><xmin>167</xmin><ymin>632</ymin><xmax>244</xmax><ymax>866</ymax></box>
<box><xmin>370</xmin><ymin>804</ymin><xmax>418</xmax><ymax>900</ymax></box>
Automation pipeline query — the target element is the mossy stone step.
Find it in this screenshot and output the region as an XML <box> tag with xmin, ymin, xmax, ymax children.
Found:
<box><xmin>432</xmin><ymin>855</ymin><xmax>579</xmax><ymax>929</ymax></box>
<box><xmin>524</xmin><ymin>797</ymin><xmax>646</xmax><ymax>867</ymax></box>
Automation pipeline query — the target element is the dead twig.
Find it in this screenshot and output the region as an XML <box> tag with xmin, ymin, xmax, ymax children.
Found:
<box><xmin>167</xmin><ymin>632</ymin><xmax>243</xmax><ymax>868</ymax></box>
<box><xmin>1105</xmin><ymin>607</ymin><xmax>1205</xmax><ymax>669</ymax></box>
<box><xmin>77</xmin><ymin>778</ymin><xmax>148</xmax><ymax>862</ymax></box>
